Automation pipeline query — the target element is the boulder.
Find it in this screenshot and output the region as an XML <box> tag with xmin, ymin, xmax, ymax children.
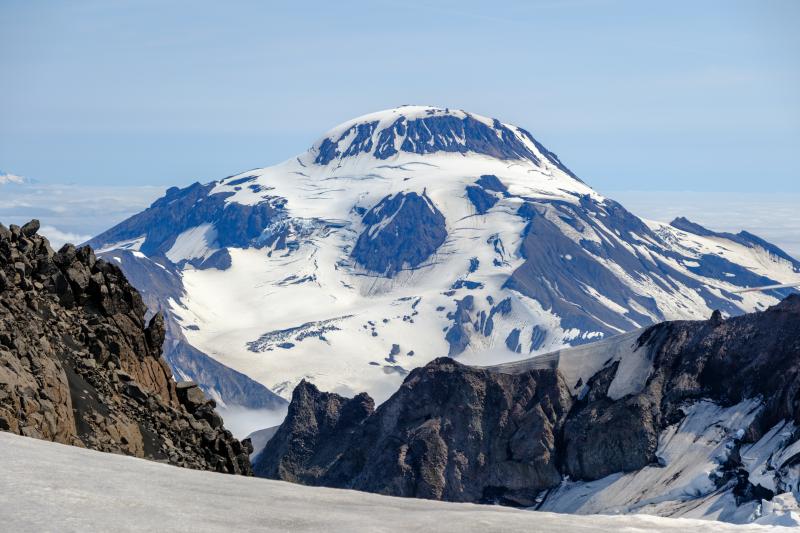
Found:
<box><xmin>20</xmin><ymin>219</ymin><xmax>40</xmax><ymax>237</ymax></box>
<box><xmin>176</xmin><ymin>381</ymin><xmax>206</xmax><ymax>411</ymax></box>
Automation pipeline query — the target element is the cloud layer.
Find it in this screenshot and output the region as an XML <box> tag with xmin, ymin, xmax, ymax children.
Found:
<box><xmin>0</xmin><ymin>182</ymin><xmax>164</xmax><ymax>248</ymax></box>
<box><xmin>608</xmin><ymin>191</ymin><xmax>800</xmax><ymax>259</ymax></box>
<box><xmin>38</xmin><ymin>225</ymin><xmax>93</xmax><ymax>250</ymax></box>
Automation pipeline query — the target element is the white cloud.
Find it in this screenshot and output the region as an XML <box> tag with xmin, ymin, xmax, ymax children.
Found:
<box><xmin>0</xmin><ymin>172</ymin><xmax>26</xmax><ymax>185</ymax></box>
<box><xmin>0</xmin><ymin>183</ymin><xmax>164</xmax><ymax>244</ymax></box>
<box><xmin>39</xmin><ymin>225</ymin><xmax>93</xmax><ymax>249</ymax></box>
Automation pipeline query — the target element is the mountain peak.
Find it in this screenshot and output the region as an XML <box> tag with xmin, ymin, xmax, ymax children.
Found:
<box><xmin>310</xmin><ymin>106</ymin><xmax>578</xmax><ymax>179</ymax></box>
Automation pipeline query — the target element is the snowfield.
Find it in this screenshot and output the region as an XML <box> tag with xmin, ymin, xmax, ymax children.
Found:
<box><xmin>0</xmin><ymin>432</ymin><xmax>791</xmax><ymax>533</ymax></box>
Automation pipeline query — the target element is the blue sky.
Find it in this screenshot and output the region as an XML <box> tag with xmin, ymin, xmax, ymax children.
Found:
<box><xmin>1</xmin><ymin>0</ymin><xmax>798</xmax><ymax>192</ymax></box>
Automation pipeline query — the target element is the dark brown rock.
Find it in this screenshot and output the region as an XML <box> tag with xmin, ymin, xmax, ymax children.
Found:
<box><xmin>176</xmin><ymin>381</ymin><xmax>206</xmax><ymax>411</ymax></box>
<box><xmin>20</xmin><ymin>219</ymin><xmax>40</xmax><ymax>238</ymax></box>
<box><xmin>0</xmin><ymin>220</ymin><xmax>252</xmax><ymax>475</ymax></box>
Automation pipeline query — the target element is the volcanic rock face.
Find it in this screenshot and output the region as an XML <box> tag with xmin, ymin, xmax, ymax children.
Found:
<box><xmin>351</xmin><ymin>191</ymin><xmax>447</xmax><ymax>276</ymax></box>
<box><xmin>0</xmin><ymin>220</ymin><xmax>252</xmax><ymax>474</ymax></box>
<box><xmin>255</xmin><ymin>296</ymin><xmax>800</xmax><ymax>505</ymax></box>
<box><xmin>255</xmin><ymin>362</ymin><xmax>572</xmax><ymax>503</ymax></box>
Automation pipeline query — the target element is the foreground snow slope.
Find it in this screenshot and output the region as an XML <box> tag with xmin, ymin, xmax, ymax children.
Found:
<box><xmin>0</xmin><ymin>433</ymin><xmax>787</xmax><ymax>533</ymax></box>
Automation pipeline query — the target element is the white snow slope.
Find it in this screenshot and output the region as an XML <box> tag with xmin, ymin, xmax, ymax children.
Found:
<box><xmin>92</xmin><ymin>106</ymin><xmax>800</xmax><ymax>404</ymax></box>
<box><xmin>0</xmin><ymin>432</ymin><xmax>791</xmax><ymax>533</ymax></box>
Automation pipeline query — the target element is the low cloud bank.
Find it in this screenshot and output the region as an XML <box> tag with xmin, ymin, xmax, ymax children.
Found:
<box><xmin>0</xmin><ymin>182</ymin><xmax>163</xmax><ymax>247</ymax></box>
<box><xmin>608</xmin><ymin>190</ymin><xmax>800</xmax><ymax>259</ymax></box>
<box><xmin>0</xmin><ymin>172</ymin><xmax>26</xmax><ymax>185</ymax></box>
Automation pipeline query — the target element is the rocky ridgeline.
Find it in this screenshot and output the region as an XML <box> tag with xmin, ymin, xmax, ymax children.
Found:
<box><xmin>0</xmin><ymin>220</ymin><xmax>252</xmax><ymax>474</ymax></box>
<box><xmin>255</xmin><ymin>296</ymin><xmax>800</xmax><ymax>504</ymax></box>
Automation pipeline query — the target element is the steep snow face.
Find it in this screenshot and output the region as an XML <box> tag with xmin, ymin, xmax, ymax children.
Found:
<box><xmin>0</xmin><ymin>432</ymin><xmax>787</xmax><ymax>533</ymax></box>
<box><xmin>165</xmin><ymin>223</ymin><xmax>218</xmax><ymax>263</ymax></box>
<box><xmin>89</xmin><ymin>106</ymin><xmax>800</xmax><ymax>405</ymax></box>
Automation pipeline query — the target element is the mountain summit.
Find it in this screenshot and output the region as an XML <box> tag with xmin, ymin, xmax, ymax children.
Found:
<box><xmin>311</xmin><ymin>106</ymin><xmax>580</xmax><ymax>176</ymax></box>
<box><xmin>88</xmin><ymin>106</ymin><xmax>800</xmax><ymax>406</ymax></box>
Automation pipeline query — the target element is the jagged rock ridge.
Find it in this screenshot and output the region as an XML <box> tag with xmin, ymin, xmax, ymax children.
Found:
<box><xmin>0</xmin><ymin>219</ymin><xmax>253</xmax><ymax>474</ymax></box>
<box><xmin>255</xmin><ymin>296</ymin><xmax>800</xmax><ymax>521</ymax></box>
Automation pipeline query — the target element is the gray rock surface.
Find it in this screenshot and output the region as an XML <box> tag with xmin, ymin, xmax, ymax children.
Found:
<box><xmin>256</xmin><ymin>358</ymin><xmax>573</xmax><ymax>505</ymax></box>
<box><xmin>351</xmin><ymin>191</ymin><xmax>447</xmax><ymax>277</ymax></box>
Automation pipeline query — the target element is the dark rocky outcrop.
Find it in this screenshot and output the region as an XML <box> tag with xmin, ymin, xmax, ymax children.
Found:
<box><xmin>314</xmin><ymin>108</ymin><xmax>580</xmax><ymax>181</ymax></box>
<box><xmin>86</xmin><ymin>181</ymin><xmax>281</xmax><ymax>259</ymax></box>
<box><xmin>444</xmin><ymin>295</ymin><xmax>474</xmax><ymax>356</ymax></box>
<box><xmin>466</xmin><ymin>175</ymin><xmax>508</xmax><ymax>215</ymax></box>
<box><xmin>475</xmin><ymin>174</ymin><xmax>508</xmax><ymax>193</ymax></box>
<box><xmin>255</xmin><ymin>361</ymin><xmax>572</xmax><ymax>505</ymax></box>
<box><xmin>351</xmin><ymin>191</ymin><xmax>447</xmax><ymax>277</ymax></box>
<box><xmin>316</xmin><ymin>121</ymin><xmax>379</xmax><ymax>164</ymax></box>
<box><xmin>255</xmin><ymin>296</ymin><xmax>800</xmax><ymax>503</ymax></box>
<box><xmin>466</xmin><ymin>185</ymin><xmax>498</xmax><ymax>215</ymax></box>
<box><xmin>0</xmin><ymin>220</ymin><xmax>253</xmax><ymax>474</ymax></box>
<box><xmin>321</xmin><ymin>112</ymin><xmax>544</xmax><ymax>164</ymax></box>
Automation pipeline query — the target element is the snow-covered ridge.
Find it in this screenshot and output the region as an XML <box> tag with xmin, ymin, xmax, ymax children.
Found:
<box><xmin>0</xmin><ymin>171</ymin><xmax>25</xmax><ymax>185</ymax></box>
<box><xmin>0</xmin><ymin>432</ymin><xmax>786</xmax><ymax>532</ymax></box>
<box><xmin>484</xmin><ymin>330</ymin><xmax>800</xmax><ymax>526</ymax></box>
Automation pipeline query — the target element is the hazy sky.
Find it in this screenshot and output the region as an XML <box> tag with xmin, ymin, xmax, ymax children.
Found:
<box><xmin>1</xmin><ymin>0</ymin><xmax>798</xmax><ymax>193</ymax></box>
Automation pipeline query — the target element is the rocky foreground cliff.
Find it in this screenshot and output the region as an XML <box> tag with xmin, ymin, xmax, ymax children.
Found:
<box><xmin>0</xmin><ymin>220</ymin><xmax>252</xmax><ymax>474</ymax></box>
<box><xmin>255</xmin><ymin>296</ymin><xmax>800</xmax><ymax>521</ymax></box>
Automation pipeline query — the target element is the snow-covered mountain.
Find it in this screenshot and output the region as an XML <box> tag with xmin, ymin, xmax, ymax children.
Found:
<box><xmin>87</xmin><ymin>105</ymin><xmax>800</xmax><ymax>406</ymax></box>
<box><xmin>0</xmin><ymin>172</ymin><xmax>25</xmax><ymax>185</ymax></box>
